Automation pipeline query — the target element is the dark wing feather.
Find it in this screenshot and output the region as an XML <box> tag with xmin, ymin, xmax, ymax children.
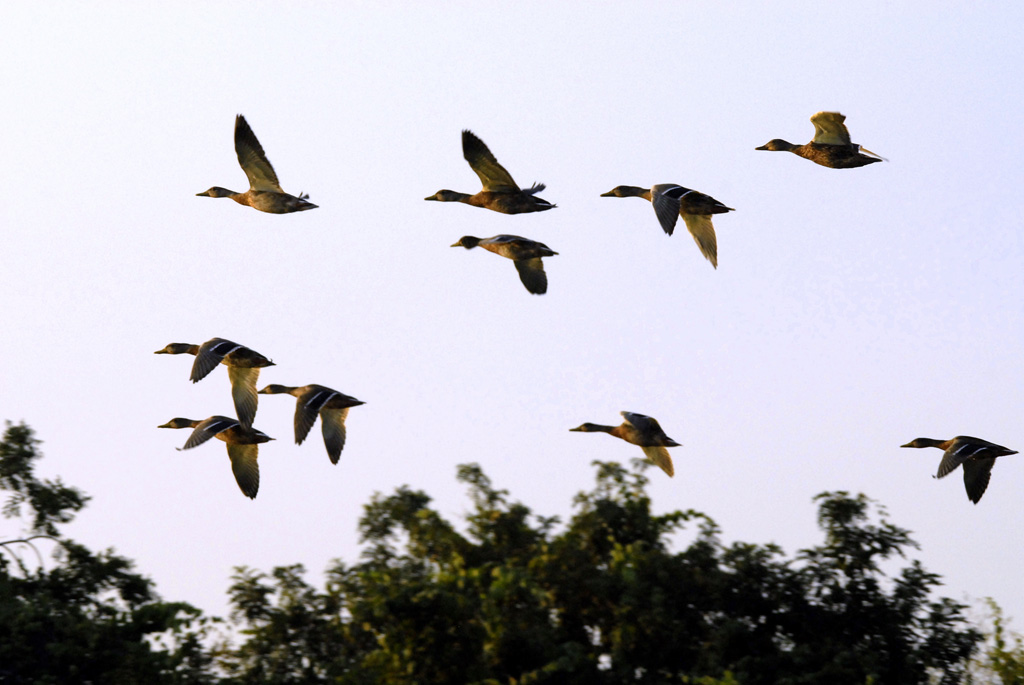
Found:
<box><xmin>937</xmin><ymin>441</ymin><xmax>989</xmax><ymax>478</ymax></box>
<box><xmin>293</xmin><ymin>387</ymin><xmax>335</xmax><ymax>444</ymax></box>
<box><xmin>191</xmin><ymin>338</ymin><xmax>240</xmax><ymax>382</ymax></box>
<box><xmin>513</xmin><ymin>258</ymin><xmax>548</xmax><ymax>294</ymax></box>
<box><xmin>962</xmin><ymin>457</ymin><xmax>995</xmax><ymax>504</ymax></box>
<box><xmin>234</xmin><ymin>115</ymin><xmax>283</xmax><ymax>193</ymax></box>
<box><xmin>650</xmin><ymin>185</ymin><xmax>683</xmax><ymax>235</ymax></box>
<box><xmin>182</xmin><ymin>416</ymin><xmax>238</xmax><ymax>450</ymax></box>
<box><xmin>462</xmin><ymin>130</ymin><xmax>520</xmax><ymax>192</ymax></box>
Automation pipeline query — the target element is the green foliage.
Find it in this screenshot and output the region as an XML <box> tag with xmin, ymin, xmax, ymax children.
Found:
<box><xmin>967</xmin><ymin>598</ymin><xmax>1024</xmax><ymax>684</ymax></box>
<box><xmin>0</xmin><ymin>421</ymin><xmax>88</xmax><ymax>536</ymax></box>
<box><xmin>219</xmin><ymin>461</ymin><xmax>982</xmax><ymax>684</ymax></box>
<box><xmin>0</xmin><ymin>421</ymin><xmax>217</xmax><ymax>684</ymax></box>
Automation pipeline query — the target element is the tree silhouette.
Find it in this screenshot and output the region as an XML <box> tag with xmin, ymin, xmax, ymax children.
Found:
<box><xmin>220</xmin><ymin>461</ymin><xmax>981</xmax><ymax>684</ymax></box>
<box><xmin>0</xmin><ymin>422</ymin><xmax>217</xmax><ymax>684</ymax></box>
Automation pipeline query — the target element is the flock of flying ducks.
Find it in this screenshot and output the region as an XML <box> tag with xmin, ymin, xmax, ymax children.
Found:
<box><xmin>156</xmin><ymin>337</ymin><xmax>363</xmax><ymax>499</ymax></box>
<box><xmin>176</xmin><ymin>113</ymin><xmax>1014</xmax><ymax>503</ymax></box>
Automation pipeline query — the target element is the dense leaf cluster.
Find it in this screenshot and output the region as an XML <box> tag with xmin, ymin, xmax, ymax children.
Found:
<box><xmin>221</xmin><ymin>463</ymin><xmax>979</xmax><ymax>684</ymax></box>
<box><xmin>0</xmin><ymin>422</ymin><xmax>215</xmax><ymax>684</ymax></box>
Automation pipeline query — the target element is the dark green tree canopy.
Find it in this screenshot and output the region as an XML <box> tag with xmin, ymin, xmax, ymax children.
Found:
<box><xmin>0</xmin><ymin>422</ymin><xmax>216</xmax><ymax>684</ymax></box>
<box><xmin>220</xmin><ymin>461</ymin><xmax>981</xmax><ymax>685</ymax></box>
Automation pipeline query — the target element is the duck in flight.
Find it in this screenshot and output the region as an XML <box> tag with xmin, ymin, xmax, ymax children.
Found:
<box><xmin>425</xmin><ymin>130</ymin><xmax>555</xmax><ymax>214</ymax></box>
<box><xmin>258</xmin><ymin>384</ymin><xmax>365</xmax><ymax>464</ymax></box>
<box><xmin>451</xmin><ymin>234</ymin><xmax>557</xmax><ymax>295</ymax></box>
<box><xmin>901</xmin><ymin>435</ymin><xmax>1017</xmax><ymax>503</ymax></box>
<box><xmin>601</xmin><ymin>184</ymin><xmax>734</xmax><ymax>268</ymax></box>
<box><xmin>196</xmin><ymin>114</ymin><xmax>318</xmax><ymax>213</ymax></box>
<box><xmin>155</xmin><ymin>337</ymin><xmax>274</xmax><ymax>428</ymax></box>
<box><xmin>570</xmin><ymin>411</ymin><xmax>680</xmax><ymax>477</ymax></box>
<box><xmin>158</xmin><ymin>416</ymin><xmax>273</xmax><ymax>499</ymax></box>
<box><xmin>756</xmin><ymin>111</ymin><xmax>884</xmax><ymax>169</ymax></box>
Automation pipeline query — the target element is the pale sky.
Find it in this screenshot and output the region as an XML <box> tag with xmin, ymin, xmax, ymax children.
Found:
<box><xmin>2</xmin><ymin>3</ymin><xmax>1022</xmax><ymax>627</ymax></box>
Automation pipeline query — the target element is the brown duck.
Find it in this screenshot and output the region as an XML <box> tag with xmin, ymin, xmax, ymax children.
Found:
<box><xmin>600</xmin><ymin>184</ymin><xmax>734</xmax><ymax>268</ymax></box>
<box><xmin>155</xmin><ymin>337</ymin><xmax>274</xmax><ymax>427</ymax></box>
<box><xmin>196</xmin><ymin>114</ymin><xmax>317</xmax><ymax>213</ymax></box>
<box><xmin>570</xmin><ymin>411</ymin><xmax>680</xmax><ymax>477</ymax></box>
<box><xmin>451</xmin><ymin>234</ymin><xmax>557</xmax><ymax>295</ymax></box>
<box><xmin>901</xmin><ymin>435</ymin><xmax>1017</xmax><ymax>503</ymax></box>
<box><xmin>158</xmin><ymin>416</ymin><xmax>273</xmax><ymax>499</ymax></box>
<box><xmin>258</xmin><ymin>384</ymin><xmax>365</xmax><ymax>464</ymax></box>
<box><xmin>756</xmin><ymin>111</ymin><xmax>884</xmax><ymax>169</ymax></box>
<box><xmin>425</xmin><ymin>130</ymin><xmax>555</xmax><ymax>214</ymax></box>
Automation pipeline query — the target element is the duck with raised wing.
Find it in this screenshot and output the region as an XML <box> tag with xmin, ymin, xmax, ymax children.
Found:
<box><xmin>258</xmin><ymin>384</ymin><xmax>365</xmax><ymax>464</ymax></box>
<box><xmin>425</xmin><ymin>130</ymin><xmax>555</xmax><ymax>214</ymax></box>
<box><xmin>196</xmin><ymin>114</ymin><xmax>317</xmax><ymax>213</ymax></box>
<box><xmin>155</xmin><ymin>337</ymin><xmax>274</xmax><ymax>427</ymax></box>
<box><xmin>601</xmin><ymin>184</ymin><xmax>734</xmax><ymax>268</ymax></box>
<box><xmin>451</xmin><ymin>234</ymin><xmax>558</xmax><ymax>295</ymax></box>
<box><xmin>158</xmin><ymin>416</ymin><xmax>273</xmax><ymax>499</ymax></box>
<box><xmin>901</xmin><ymin>435</ymin><xmax>1017</xmax><ymax>504</ymax></box>
<box><xmin>756</xmin><ymin>111</ymin><xmax>884</xmax><ymax>169</ymax></box>
<box><xmin>569</xmin><ymin>411</ymin><xmax>679</xmax><ymax>477</ymax></box>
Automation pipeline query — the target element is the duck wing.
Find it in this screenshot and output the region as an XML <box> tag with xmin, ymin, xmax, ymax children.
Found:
<box><xmin>641</xmin><ymin>445</ymin><xmax>675</xmax><ymax>478</ymax></box>
<box><xmin>235</xmin><ymin>115</ymin><xmax>284</xmax><ymax>193</ymax></box>
<box><xmin>227</xmin><ymin>443</ymin><xmax>260</xmax><ymax>499</ymax></box>
<box><xmin>513</xmin><ymin>258</ymin><xmax>548</xmax><ymax>295</ymax></box>
<box><xmin>621</xmin><ymin>411</ymin><xmax>660</xmax><ymax>435</ymax></box>
<box><xmin>622</xmin><ymin>412</ymin><xmax>679</xmax><ymax>446</ymax></box>
<box><xmin>320</xmin><ymin>407</ymin><xmax>351</xmax><ymax>464</ymax></box>
<box><xmin>962</xmin><ymin>457</ymin><xmax>995</xmax><ymax>504</ymax></box>
<box><xmin>810</xmin><ymin>111</ymin><xmax>852</xmax><ymax>146</ymax></box>
<box><xmin>679</xmin><ymin>214</ymin><xmax>719</xmax><ymax>269</ymax></box>
<box><xmin>462</xmin><ymin>130</ymin><xmax>520</xmax><ymax>193</ymax></box>
<box><xmin>228</xmin><ymin>366</ymin><xmax>261</xmax><ymax>428</ymax></box>
<box><xmin>182</xmin><ymin>416</ymin><xmax>239</xmax><ymax>450</ymax></box>
<box><xmin>191</xmin><ymin>338</ymin><xmax>242</xmax><ymax>382</ymax></box>
<box><xmin>937</xmin><ymin>440</ymin><xmax>993</xmax><ymax>478</ymax></box>
<box><xmin>650</xmin><ymin>184</ymin><xmax>683</xmax><ymax>236</ymax></box>
<box><xmin>293</xmin><ymin>386</ymin><xmax>337</xmax><ymax>445</ymax></box>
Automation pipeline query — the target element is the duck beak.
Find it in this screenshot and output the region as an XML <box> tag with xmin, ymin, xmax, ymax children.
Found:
<box><xmin>899</xmin><ymin>441</ymin><xmax>914</xmax><ymax>448</ymax></box>
<box><xmin>425</xmin><ymin>194</ymin><xmax>438</xmax><ymax>201</ymax></box>
<box><xmin>599</xmin><ymin>190</ymin><xmax>615</xmax><ymax>197</ymax></box>
<box><xmin>754</xmin><ymin>144</ymin><xmax>769</xmax><ymax>151</ymax></box>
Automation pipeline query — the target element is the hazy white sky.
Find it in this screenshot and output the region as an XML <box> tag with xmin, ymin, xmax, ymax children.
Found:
<box><xmin>2</xmin><ymin>3</ymin><xmax>1022</xmax><ymax>625</ymax></box>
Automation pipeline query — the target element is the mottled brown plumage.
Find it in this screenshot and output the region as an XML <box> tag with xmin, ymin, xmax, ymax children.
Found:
<box><xmin>196</xmin><ymin>114</ymin><xmax>317</xmax><ymax>213</ymax></box>
<box><xmin>756</xmin><ymin>111</ymin><xmax>884</xmax><ymax>169</ymax></box>
<box><xmin>425</xmin><ymin>130</ymin><xmax>555</xmax><ymax>214</ymax></box>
